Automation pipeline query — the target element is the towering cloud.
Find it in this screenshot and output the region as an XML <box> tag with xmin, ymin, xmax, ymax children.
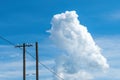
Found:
<box><xmin>49</xmin><ymin>11</ymin><xmax>109</xmax><ymax>80</ymax></box>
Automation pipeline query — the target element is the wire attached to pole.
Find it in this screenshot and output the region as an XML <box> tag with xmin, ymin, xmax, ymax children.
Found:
<box><xmin>0</xmin><ymin>35</ymin><xmax>64</xmax><ymax>80</ymax></box>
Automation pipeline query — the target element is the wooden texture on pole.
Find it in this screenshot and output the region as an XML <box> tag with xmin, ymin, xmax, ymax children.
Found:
<box><xmin>15</xmin><ymin>43</ymin><xmax>32</xmax><ymax>80</ymax></box>
<box><xmin>36</xmin><ymin>42</ymin><xmax>39</xmax><ymax>80</ymax></box>
<box><xmin>23</xmin><ymin>43</ymin><xmax>26</xmax><ymax>80</ymax></box>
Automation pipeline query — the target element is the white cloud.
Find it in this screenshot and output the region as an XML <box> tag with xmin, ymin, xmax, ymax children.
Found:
<box><xmin>94</xmin><ymin>36</ymin><xmax>120</xmax><ymax>80</ymax></box>
<box><xmin>49</xmin><ymin>11</ymin><xmax>109</xmax><ymax>80</ymax></box>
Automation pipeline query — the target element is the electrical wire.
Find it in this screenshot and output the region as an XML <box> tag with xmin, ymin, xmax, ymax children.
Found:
<box><xmin>0</xmin><ymin>35</ymin><xmax>15</xmax><ymax>45</ymax></box>
<box><xmin>26</xmin><ymin>50</ymin><xmax>64</xmax><ymax>80</ymax></box>
<box><xmin>0</xmin><ymin>35</ymin><xmax>64</xmax><ymax>80</ymax></box>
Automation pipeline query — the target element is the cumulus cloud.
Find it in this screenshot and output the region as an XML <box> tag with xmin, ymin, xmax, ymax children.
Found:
<box><xmin>49</xmin><ymin>11</ymin><xmax>109</xmax><ymax>80</ymax></box>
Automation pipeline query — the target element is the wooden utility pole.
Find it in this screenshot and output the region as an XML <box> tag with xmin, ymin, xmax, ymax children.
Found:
<box><xmin>15</xmin><ymin>43</ymin><xmax>33</xmax><ymax>80</ymax></box>
<box><xmin>23</xmin><ymin>43</ymin><xmax>26</xmax><ymax>80</ymax></box>
<box><xmin>36</xmin><ymin>42</ymin><xmax>39</xmax><ymax>80</ymax></box>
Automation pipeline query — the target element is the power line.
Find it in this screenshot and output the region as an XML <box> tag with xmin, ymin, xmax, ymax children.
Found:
<box><xmin>0</xmin><ymin>35</ymin><xmax>64</xmax><ymax>80</ymax></box>
<box><xmin>0</xmin><ymin>35</ymin><xmax>15</xmax><ymax>45</ymax></box>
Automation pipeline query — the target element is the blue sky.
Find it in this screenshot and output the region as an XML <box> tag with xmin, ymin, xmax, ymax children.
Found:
<box><xmin>0</xmin><ymin>0</ymin><xmax>120</xmax><ymax>80</ymax></box>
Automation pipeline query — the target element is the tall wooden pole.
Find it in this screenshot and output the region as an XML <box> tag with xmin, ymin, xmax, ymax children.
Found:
<box><xmin>23</xmin><ymin>43</ymin><xmax>26</xmax><ymax>80</ymax></box>
<box><xmin>15</xmin><ymin>43</ymin><xmax>33</xmax><ymax>80</ymax></box>
<box><xmin>36</xmin><ymin>42</ymin><xmax>39</xmax><ymax>80</ymax></box>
